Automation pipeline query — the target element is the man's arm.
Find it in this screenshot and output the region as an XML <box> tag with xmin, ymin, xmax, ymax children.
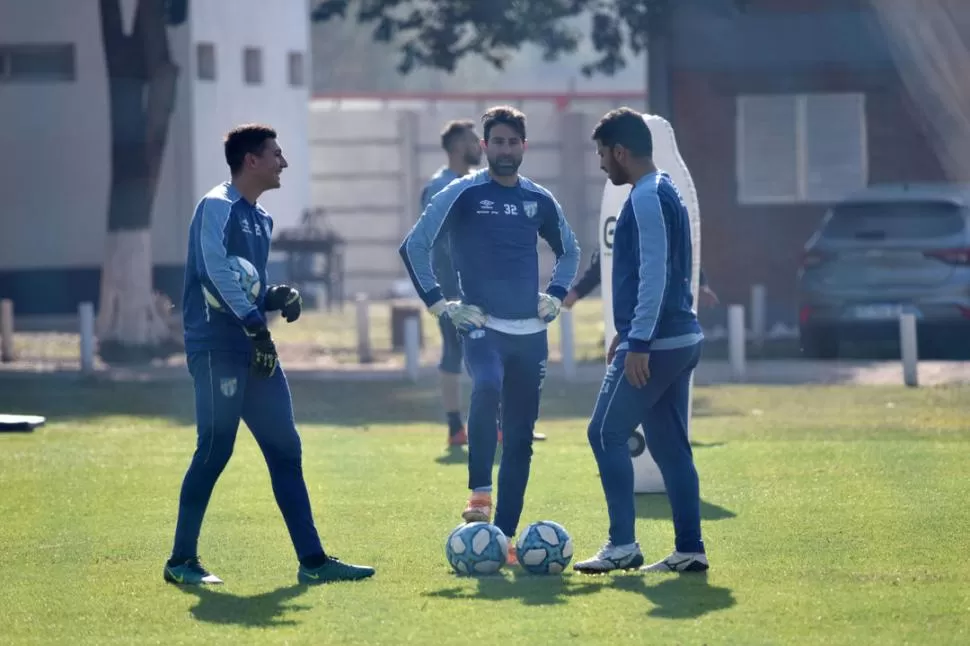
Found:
<box><xmin>537</xmin><ymin>194</ymin><xmax>581</xmax><ymax>300</ymax></box>
<box><xmin>399</xmin><ymin>181</ymin><xmax>465</xmax><ymax>308</ymax></box>
<box><xmin>572</xmin><ymin>250</ymin><xmax>601</xmax><ymax>299</ymax></box>
<box><xmin>197</xmin><ymin>198</ymin><xmax>264</xmax><ymax>330</ymax></box>
<box><xmin>627</xmin><ymin>186</ymin><xmax>668</xmax><ymax>353</ymax></box>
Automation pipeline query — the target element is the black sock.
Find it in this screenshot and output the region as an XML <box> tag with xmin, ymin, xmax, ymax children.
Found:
<box><xmin>447</xmin><ymin>411</ymin><xmax>463</xmax><ymax>435</ymax></box>
<box><xmin>167</xmin><ymin>555</ymin><xmax>193</xmax><ymax>567</ymax></box>
<box><xmin>300</xmin><ymin>551</ymin><xmax>329</xmax><ymax>569</ymax></box>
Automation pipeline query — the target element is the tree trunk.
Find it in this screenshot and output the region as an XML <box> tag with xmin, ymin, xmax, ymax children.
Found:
<box><xmin>96</xmin><ymin>0</ymin><xmax>180</xmax><ymax>363</ymax></box>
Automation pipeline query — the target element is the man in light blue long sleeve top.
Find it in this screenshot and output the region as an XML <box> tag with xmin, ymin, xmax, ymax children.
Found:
<box><xmin>574</xmin><ymin>108</ymin><xmax>709</xmax><ymax>575</ymax></box>
<box><xmin>168</xmin><ymin>124</ymin><xmax>374</xmax><ymax>587</ymax></box>
<box><xmin>400</xmin><ymin>106</ymin><xmax>580</xmax><ymax>550</ymax></box>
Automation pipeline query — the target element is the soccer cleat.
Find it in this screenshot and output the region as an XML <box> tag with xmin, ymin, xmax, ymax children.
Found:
<box><xmin>164</xmin><ymin>557</ymin><xmax>224</xmax><ymax>585</ymax></box>
<box><xmin>532</xmin><ymin>431</ymin><xmax>547</xmax><ymax>441</ymax></box>
<box><xmin>640</xmin><ymin>551</ymin><xmax>709</xmax><ymax>573</ymax></box>
<box><xmin>573</xmin><ymin>541</ymin><xmax>644</xmax><ymax>574</ymax></box>
<box><xmin>448</xmin><ymin>426</ymin><xmax>468</xmax><ymax>446</ymax></box>
<box><xmin>298</xmin><ymin>555</ymin><xmax>375</xmax><ymax>585</ymax></box>
<box><xmin>506</xmin><ymin>542</ymin><xmax>518</xmax><ymax>566</ymax></box>
<box><xmin>461</xmin><ymin>491</ymin><xmax>492</xmax><ymax>523</ymax></box>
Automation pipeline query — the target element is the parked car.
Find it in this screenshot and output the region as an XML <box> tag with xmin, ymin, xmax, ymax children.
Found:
<box><xmin>796</xmin><ymin>183</ymin><xmax>970</xmax><ymax>359</ymax></box>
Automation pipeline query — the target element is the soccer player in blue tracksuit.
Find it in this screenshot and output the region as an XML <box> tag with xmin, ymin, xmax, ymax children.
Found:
<box><xmin>165</xmin><ymin>124</ymin><xmax>374</xmax><ymax>586</ymax></box>
<box><xmin>421</xmin><ymin>120</ymin><xmax>482</xmax><ymax>446</ymax></box>
<box><xmin>400</xmin><ymin>106</ymin><xmax>580</xmax><ymax>558</ymax></box>
<box><xmin>574</xmin><ymin>108</ymin><xmax>709</xmax><ymax>574</ymax></box>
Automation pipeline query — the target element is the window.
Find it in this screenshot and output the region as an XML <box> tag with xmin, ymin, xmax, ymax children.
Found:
<box><xmin>736</xmin><ymin>93</ymin><xmax>867</xmax><ymax>204</ymax></box>
<box><xmin>288</xmin><ymin>51</ymin><xmax>305</xmax><ymax>87</ymax></box>
<box><xmin>0</xmin><ymin>44</ymin><xmax>75</xmax><ymax>83</ymax></box>
<box><xmin>196</xmin><ymin>42</ymin><xmax>216</xmax><ymax>81</ymax></box>
<box><xmin>243</xmin><ymin>47</ymin><xmax>262</xmax><ymax>85</ymax></box>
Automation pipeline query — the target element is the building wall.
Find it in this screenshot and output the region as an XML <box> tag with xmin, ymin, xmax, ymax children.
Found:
<box><xmin>669</xmin><ymin>0</ymin><xmax>948</xmax><ymax>325</ymax></box>
<box><xmin>0</xmin><ymin>0</ymin><xmax>311</xmax><ymax>316</ymax></box>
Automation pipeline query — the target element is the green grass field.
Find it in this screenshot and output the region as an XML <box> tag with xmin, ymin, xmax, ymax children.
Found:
<box><xmin>1</xmin><ymin>376</ymin><xmax>969</xmax><ymax>645</ymax></box>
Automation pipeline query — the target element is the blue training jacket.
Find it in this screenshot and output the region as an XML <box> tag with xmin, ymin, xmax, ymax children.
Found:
<box><xmin>419</xmin><ymin>166</ymin><xmax>462</xmax><ymax>300</ymax></box>
<box><xmin>182</xmin><ymin>182</ymin><xmax>271</xmax><ymax>353</ymax></box>
<box><xmin>612</xmin><ymin>171</ymin><xmax>703</xmax><ymax>353</ymax></box>
<box><xmin>400</xmin><ymin>168</ymin><xmax>581</xmax><ymax>321</ymax></box>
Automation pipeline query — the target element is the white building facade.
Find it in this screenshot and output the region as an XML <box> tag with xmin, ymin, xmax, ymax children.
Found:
<box><xmin>0</xmin><ymin>0</ymin><xmax>310</xmax><ymax>317</ymax></box>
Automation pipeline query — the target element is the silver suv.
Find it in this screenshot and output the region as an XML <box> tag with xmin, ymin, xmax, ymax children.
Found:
<box><xmin>797</xmin><ymin>183</ymin><xmax>970</xmax><ymax>359</ymax></box>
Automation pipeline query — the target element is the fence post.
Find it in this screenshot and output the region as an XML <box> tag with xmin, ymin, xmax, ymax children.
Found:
<box><xmin>355</xmin><ymin>293</ymin><xmax>372</xmax><ymax>364</ymax></box>
<box><xmin>404</xmin><ymin>316</ymin><xmax>421</xmax><ymax>381</ymax></box>
<box><xmin>0</xmin><ymin>299</ymin><xmax>15</xmax><ymax>363</ymax></box>
<box><xmin>559</xmin><ymin>308</ymin><xmax>576</xmax><ymax>381</ymax></box>
<box><xmin>899</xmin><ymin>312</ymin><xmax>919</xmax><ymax>387</ymax></box>
<box><xmin>728</xmin><ymin>304</ymin><xmax>746</xmax><ymax>382</ymax></box>
<box><xmin>79</xmin><ymin>302</ymin><xmax>95</xmax><ymax>375</ymax></box>
<box><xmin>751</xmin><ymin>284</ymin><xmax>766</xmax><ymax>350</ymax></box>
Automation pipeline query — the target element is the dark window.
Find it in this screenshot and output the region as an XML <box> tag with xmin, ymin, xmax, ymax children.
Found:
<box><xmin>823</xmin><ymin>201</ymin><xmax>966</xmax><ymax>240</ymax></box>
<box><xmin>0</xmin><ymin>44</ymin><xmax>75</xmax><ymax>83</ymax></box>
<box><xmin>196</xmin><ymin>43</ymin><xmax>216</xmax><ymax>81</ymax></box>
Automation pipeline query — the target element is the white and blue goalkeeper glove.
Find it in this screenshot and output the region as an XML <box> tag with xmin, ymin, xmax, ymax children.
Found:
<box><xmin>537</xmin><ymin>293</ymin><xmax>562</xmax><ymax>323</ymax></box>
<box><xmin>429</xmin><ymin>299</ymin><xmax>486</xmax><ymax>332</ymax></box>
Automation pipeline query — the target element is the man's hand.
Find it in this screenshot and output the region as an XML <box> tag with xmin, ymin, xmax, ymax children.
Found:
<box><xmin>699</xmin><ymin>285</ymin><xmax>719</xmax><ymax>309</ymax></box>
<box><xmin>537</xmin><ymin>293</ymin><xmax>562</xmax><ymax>323</ymax></box>
<box><xmin>244</xmin><ymin>324</ymin><xmax>278</xmax><ymax>378</ymax></box>
<box><xmin>429</xmin><ymin>299</ymin><xmax>486</xmax><ymax>332</ymax></box>
<box><xmin>265</xmin><ymin>285</ymin><xmax>303</xmax><ymax>323</ymax></box>
<box><xmin>607</xmin><ymin>333</ymin><xmax>621</xmax><ymax>364</ymax></box>
<box><xmin>624</xmin><ymin>351</ymin><xmax>651</xmax><ymax>388</ymax></box>
<box><xmin>562</xmin><ymin>289</ymin><xmax>580</xmax><ymax>309</ymax></box>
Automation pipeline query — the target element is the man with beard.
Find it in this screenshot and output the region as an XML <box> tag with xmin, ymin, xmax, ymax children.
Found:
<box><xmin>573</xmin><ymin>107</ymin><xmax>708</xmax><ymax>575</ymax></box>
<box><xmin>419</xmin><ymin>120</ymin><xmax>483</xmax><ymax>447</ymax></box>
<box><xmin>399</xmin><ymin>106</ymin><xmax>580</xmax><ymax>562</ymax></box>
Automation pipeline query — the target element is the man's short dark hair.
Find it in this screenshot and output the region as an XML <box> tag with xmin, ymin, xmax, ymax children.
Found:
<box><xmin>591</xmin><ymin>107</ymin><xmax>653</xmax><ymax>157</ymax></box>
<box><xmin>224</xmin><ymin>124</ymin><xmax>277</xmax><ymax>174</ymax></box>
<box><xmin>440</xmin><ymin>119</ymin><xmax>476</xmax><ymax>152</ymax></box>
<box><xmin>482</xmin><ymin>106</ymin><xmax>526</xmax><ymax>142</ymax></box>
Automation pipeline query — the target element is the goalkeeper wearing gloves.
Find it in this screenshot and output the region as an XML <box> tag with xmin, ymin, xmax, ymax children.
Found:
<box><xmin>171</xmin><ymin>124</ymin><xmax>374</xmax><ymax>587</ymax></box>
<box><xmin>399</xmin><ymin>106</ymin><xmax>580</xmax><ymax>556</ymax></box>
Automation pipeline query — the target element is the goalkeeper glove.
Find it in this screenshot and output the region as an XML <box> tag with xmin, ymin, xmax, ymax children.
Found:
<box><xmin>264</xmin><ymin>284</ymin><xmax>302</xmax><ymax>323</ymax></box>
<box><xmin>244</xmin><ymin>322</ymin><xmax>278</xmax><ymax>378</ymax></box>
<box><xmin>537</xmin><ymin>293</ymin><xmax>562</xmax><ymax>323</ymax></box>
<box><xmin>429</xmin><ymin>299</ymin><xmax>486</xmax><ymax>333</ymax></box>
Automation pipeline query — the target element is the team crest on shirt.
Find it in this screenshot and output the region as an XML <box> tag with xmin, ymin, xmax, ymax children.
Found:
<box><xmin>220</xmin><ymin>377</ymin><xmax>238</xmax><ymax>398</ymax></box>
<box><xmin>523</xmin><ymin>201</ymin><xmax>538</xmax><ymax>218</ymax></box>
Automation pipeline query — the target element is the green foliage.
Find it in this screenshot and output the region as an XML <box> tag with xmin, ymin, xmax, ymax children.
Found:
<box><xmin>311</xmin><ymin>0</ymin><xmax>670</xmax><ymax>76</ymax></box>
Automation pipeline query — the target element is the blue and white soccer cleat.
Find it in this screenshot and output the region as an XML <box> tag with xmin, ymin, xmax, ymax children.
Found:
<box><xmin>573</xmin><ymin>541</ymin><xmax>644</xmax><ymax>574</ymax></box>
<box><xmin>640</xmin><ymin>550</ymin><xmax>709</xmax><ymax>573</ymax></box>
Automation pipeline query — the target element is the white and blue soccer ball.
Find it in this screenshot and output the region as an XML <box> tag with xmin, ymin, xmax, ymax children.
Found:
<box><xmin>515</xmin><ymin>520</ymin><xmax>574</xmax><ymax>575</ymax></box>
<box><xmin>202</xmin><ymin>255</ymin><xmax>261</xmax><ymax>310</ymax></box>
<box><xmin>445</xmin><ymin>522</ymin><xmax>508</xmax><ymax>576</ymax></box>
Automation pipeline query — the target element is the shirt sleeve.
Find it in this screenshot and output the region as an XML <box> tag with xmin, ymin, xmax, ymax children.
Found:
<box><xmin>627</xmin><ymin>186</ymin><xmax>668</xmax><ymax>352</ymax></box>
<box><xmin>196</xmin><ymin>198</ymin><xmax>263</xmax><ymax>328</ymax></box>
<box><xmin>399</xmin><ymin>181</ymin><xmax>465</xmax><ymax>307</ymax></box>
<box><xmin>537</xmin><ymin>194</ymin><xmax>581</xmax><ymax>301</ymax></box>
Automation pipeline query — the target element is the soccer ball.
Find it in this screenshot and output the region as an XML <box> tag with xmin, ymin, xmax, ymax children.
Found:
<box><xmin>445</xmin><ymin>522</ymin><xmax>508</xmax><ymax>575</ymax></box>
<box><xmin>202</xmin><ymin>255</ymin><xmax>261</xmax><ymax>310</ymax></box>
<box><xmin>515</xmin><ymin>520</ymin><xmax>573</xmax><ymax>575</ymax></box>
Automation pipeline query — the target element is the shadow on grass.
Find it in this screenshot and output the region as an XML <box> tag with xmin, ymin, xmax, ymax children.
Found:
<box><xmin>611</xmin><ymin>573</ymin><xmax>736</xmax><ymax>619</ymax></box>
<box><xmin>174</xmin><ymin>583</ymin><xmax>311</xmax><ymax>627</ymax></box>
<box><xmin>0</xmin><ymin>376</ymin><xmax>739</xmax><ymax>429</ymax></box>
<box><xmin>433</xmin><ymin>444</ymin><xmax>503</xmax><ymax>467</ymax></box>
<box><xmin>422</xmin><ymin>569</ymin><xmax>602</xmax><ymax>606</ymax></box>
<box><xmin>636</xmin><ymin>494</ymin><xmax>736</xmax><ymax>521</ymax></box>
<box><xmin>423</xmin><ymin>570</ymin><xmax>734</xmax><ymax>618</ymax></box>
